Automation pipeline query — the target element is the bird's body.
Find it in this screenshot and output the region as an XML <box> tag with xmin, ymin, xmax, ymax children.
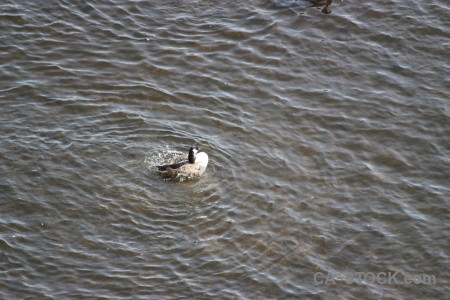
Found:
<box><xmin>157</xmin><ymin>146</ymin><xmax>208</xmax><ymax>178</ymax></box>
<box><xmin>168</xmin><ymin>154</ymin><xmax>188</xmax><ymax>165</ymax></box>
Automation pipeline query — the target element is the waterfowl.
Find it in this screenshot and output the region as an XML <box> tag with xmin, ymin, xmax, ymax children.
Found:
<box><xmin>157</xmin><ymin>146</ymin><xmax>208</xmax><ymax>178</ymax></box>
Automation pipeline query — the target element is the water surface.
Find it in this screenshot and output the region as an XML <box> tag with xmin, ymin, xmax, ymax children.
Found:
<box><xmin>1</xmin><ymin>0</ymin><xmax>449</xmax><ymax>299</ymax></box>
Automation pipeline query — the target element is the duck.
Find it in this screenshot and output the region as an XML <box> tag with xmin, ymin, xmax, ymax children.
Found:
<box><xmin>157</xmin><ymin>146</ymin><xmax>208</xmax><ymax>178</ymax></box>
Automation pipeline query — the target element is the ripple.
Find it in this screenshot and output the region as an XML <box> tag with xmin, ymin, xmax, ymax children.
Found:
<box><xmin>1</xmin><ymin>0</ymin><xmax>449</xmax><ymax>298</ymax></box>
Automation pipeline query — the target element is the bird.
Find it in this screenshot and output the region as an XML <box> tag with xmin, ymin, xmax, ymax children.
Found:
<box><xmin>157</xmin><ymin>146</ymin><xmax>208</xmax><ymax>178</ymax></box>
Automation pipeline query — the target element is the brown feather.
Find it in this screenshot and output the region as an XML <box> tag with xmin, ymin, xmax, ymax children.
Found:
<box><xmin>169</xmin><ymin>154</ymin><xmax>188</xmax><ymax>165</ymax></box>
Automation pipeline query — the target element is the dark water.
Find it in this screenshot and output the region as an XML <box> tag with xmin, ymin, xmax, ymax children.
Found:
<box><xmin>1</xmin><ymin>0</ymin><xmax>449</xmax><ymax>299</ymax></box>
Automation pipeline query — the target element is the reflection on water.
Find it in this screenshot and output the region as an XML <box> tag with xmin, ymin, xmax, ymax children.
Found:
<box><xmin>1</xmin><ymin>0</ymin><xmax>448</xmax><ymax>299</ymax></box>
<box><xmin>310</xmin><ymin>0</ymin><xmax>333</xmax><ymax>14</ymax></box>
<box><xmin>268</xmin><ymin>0</ymin><xmax>334</xmax><ymax>14</ymax></box>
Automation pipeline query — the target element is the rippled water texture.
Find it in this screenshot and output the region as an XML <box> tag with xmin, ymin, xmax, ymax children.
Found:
<box><xmin>1</xmin><ymin>0</ymin><xmax>449</xmax><ymax>299</ymax></box>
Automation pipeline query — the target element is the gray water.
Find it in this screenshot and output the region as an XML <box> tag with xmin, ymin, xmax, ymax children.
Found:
<box><xmin>1</xmin><ymin>0</ymin><xmax>449</xmax><ymax>299</ymax></box>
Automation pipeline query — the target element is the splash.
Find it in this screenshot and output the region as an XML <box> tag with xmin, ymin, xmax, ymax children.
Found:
<box><xmin>144</xmin><ymin>146</ymin><xmax>183</xmax><ymax>171</ymax></box>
